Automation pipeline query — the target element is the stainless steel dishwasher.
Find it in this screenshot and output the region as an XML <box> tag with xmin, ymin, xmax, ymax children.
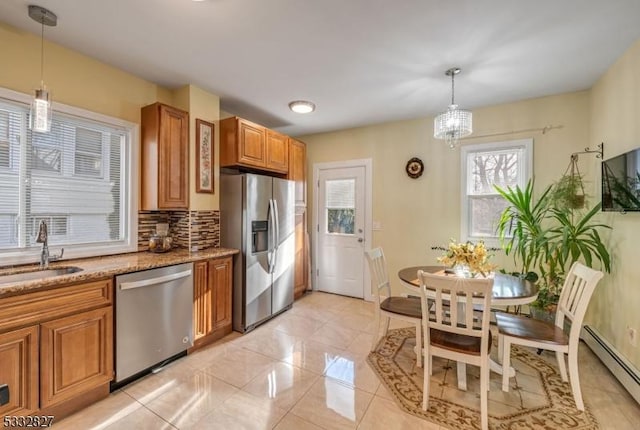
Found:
<box><xmin>114</xmin><ymin>262</ymin><xmax>194</xmax><ymax>384</ymax></box>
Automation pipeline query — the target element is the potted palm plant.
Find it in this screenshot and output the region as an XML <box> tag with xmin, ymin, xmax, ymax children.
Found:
<box><xmin>495</xmin><ymin>179</ymin><xmax>611</xmax><ymax>313</ymax></box>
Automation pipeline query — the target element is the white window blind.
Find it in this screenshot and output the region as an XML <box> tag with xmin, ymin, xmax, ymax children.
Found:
<box><xmin>0</xmin><ymin>92</ymin><xmax>135</xmax><ymax>261</ymax></box>
<box><xmin>326</xmin><ymin>179</ymin><xmax>356</xmax><ymax>235</ymax></box>
<box><xmin>326</xmin><ymin>179</ymin><xmax>355</xmax><ymax>208</ymax></box>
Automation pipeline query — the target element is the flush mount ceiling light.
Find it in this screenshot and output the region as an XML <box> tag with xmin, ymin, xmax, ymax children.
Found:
<box><xmin>28</xmin><ymin>5</ymin><xmax>57</xmax><ymax>133</ymax></box>
<box><xmin>288</xmin><ymin>100</ymin><xmax>316</xmax><ymax>114</ymax></box>
<box><xmin>433</xmin><ymin>67</ymin><xmax>472</xmax><ymax>149</ymax></box>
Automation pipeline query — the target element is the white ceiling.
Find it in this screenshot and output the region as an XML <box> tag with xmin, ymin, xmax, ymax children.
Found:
<box><xmin>1</xmin><ymin>0</ymin><xmax>640</xmax><ymax>136</ymax></box>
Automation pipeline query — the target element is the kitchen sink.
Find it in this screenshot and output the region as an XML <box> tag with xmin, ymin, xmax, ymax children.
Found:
<box><xmin>0</xmin><ymin>266</ymin><xmax>83</xmax><ymax>286</ymax></box>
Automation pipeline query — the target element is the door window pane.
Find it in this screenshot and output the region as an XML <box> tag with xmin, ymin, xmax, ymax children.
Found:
<box><xmin>326</xmin><ymin>179</ymin><xmax>355</xmax><ymax>234</ymax></box>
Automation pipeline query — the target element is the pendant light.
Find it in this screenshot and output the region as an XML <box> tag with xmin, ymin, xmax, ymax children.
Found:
<box><xmin>28</xmin><ymin>5</ymin><xmax>57</xmax><ymax>133</ymax></box>
<box><xmin>433</xmin><ymin>67</ymin><xmax>472</xmax><ymax>149</ymax></box>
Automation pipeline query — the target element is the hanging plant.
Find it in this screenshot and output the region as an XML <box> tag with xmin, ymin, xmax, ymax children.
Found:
<box><xmin>549</xmin><ymin>154</ymin><xmax>586</xmax><ymax>210</ymax></box>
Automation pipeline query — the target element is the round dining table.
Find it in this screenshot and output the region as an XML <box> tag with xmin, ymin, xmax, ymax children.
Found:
<box><xmin>397</xmin><ymin>265</ymin><xmax>538</xmax><ymax>391</ymax></box>
<box><xmin>398</xmin><ymin>266</ymin><xmax>538</xmax><ymax>307</ymax></box>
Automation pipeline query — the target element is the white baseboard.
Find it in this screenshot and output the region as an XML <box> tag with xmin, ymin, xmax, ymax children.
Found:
<box><xmin>582</xmin><ymin>325</ymin><xmax>640</xmax><ymax>404</ymax></box>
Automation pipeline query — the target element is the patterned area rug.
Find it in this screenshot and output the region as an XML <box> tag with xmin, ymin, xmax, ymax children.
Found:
<box><xmin>367</xmin><ymin>327</ymin><xmax>599</xmax><ymax>430</ymax></box>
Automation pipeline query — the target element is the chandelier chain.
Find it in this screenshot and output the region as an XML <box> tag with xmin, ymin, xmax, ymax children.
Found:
<box><xmin>451</xmin><ymin>71</ymin><xmax>455</xmax><ymax>105</ymax></box>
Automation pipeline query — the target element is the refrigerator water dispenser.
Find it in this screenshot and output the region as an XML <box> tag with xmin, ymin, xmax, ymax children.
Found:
<box><xmin>251</xmin><ymin>220</ymin><xmax>268</xmax><ymax>253</ymax></box>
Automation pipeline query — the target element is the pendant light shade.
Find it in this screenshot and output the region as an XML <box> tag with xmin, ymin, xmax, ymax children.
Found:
<box><xmin>30</xmin><ymin>87</ymin><xmax>52</xmax><ymax>133</ymax></box>
<box><xmin>434</xmin><ymin>67</ymin><xmax>472</xmax><ymax>149</ymax></box>
<box><xmin>28</xmin><ymin>5</ymin><xmax>57</xmax><ymax>133</ymax></box>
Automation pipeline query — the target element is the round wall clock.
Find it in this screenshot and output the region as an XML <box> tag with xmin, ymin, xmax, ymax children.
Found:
<box><xmin>405</xmin><ymin>157</ymin><xmax>424</xmax><ymax>179</ymax></box>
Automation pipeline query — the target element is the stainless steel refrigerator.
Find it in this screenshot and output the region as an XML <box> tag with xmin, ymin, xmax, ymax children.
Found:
<box><xmin>221</xmin><ymin>173</ymin><xmax>295</xmax><ymax>333</ymax></box>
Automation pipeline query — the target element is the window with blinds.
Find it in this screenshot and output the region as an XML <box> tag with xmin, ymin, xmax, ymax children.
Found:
<box><xmin>326</xmin><ymin>179</ymin><xmax>356</xmax><ymax>234</ymax></box>
<box><xmin>0</xmin><ymin>92</ymin><xmax>134</xmax><ymax>261</ymax></box>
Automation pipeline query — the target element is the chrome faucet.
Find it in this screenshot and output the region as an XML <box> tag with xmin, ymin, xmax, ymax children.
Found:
<box><xmin>36</xmin><ymin>220</ymin><xmax>64</xmax><ymax>269</ymax></box>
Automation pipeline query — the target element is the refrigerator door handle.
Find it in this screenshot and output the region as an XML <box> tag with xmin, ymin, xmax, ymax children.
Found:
<box><xmin>267</xmin><ymin>198</ymin><xmax>276</xmax><ymax>274</ymax></box>
<box><xmin>272</xmin><ymin>199</ymin><xmax>280</xmax><ymax>274</ymax></box>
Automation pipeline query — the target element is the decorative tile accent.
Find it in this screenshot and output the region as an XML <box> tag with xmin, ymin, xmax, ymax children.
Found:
<box><xmin>169</xmin><ymin>211</ymin><xmax>190</xmax><ymax>249</ymax></box>
<box><xmin>137</xmin><ymin>210</ymin><xmax>220</xmax><ymax>251</ymax></box>
<box><xmin>137</xmin><ymin>211</ymin><xmax>169</xmax><ymax>251</ymax></box>
<box><xmin>189</xmin><ymin>210</ymin><xmax>220</xmax><ymax>251</ymax></box>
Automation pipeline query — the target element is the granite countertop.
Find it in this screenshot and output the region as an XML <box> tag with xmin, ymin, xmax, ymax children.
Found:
<box><xmin>0</xmin><ymin>248</ymin><xmax>239</xmax><ymax>298</ymax></box>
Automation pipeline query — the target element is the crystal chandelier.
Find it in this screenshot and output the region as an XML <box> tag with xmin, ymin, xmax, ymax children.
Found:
<box><xmin>434</xmin><ymin>67</ymin><xmax>472</xmax><ymax>149</ymax></box>
<box><xmin>28</xmin><ymin>5</ymin><xmax>57</xmax><ymax>133</ymax></box>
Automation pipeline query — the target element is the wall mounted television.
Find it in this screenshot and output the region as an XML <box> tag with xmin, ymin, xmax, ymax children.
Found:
<box><xmin>602</xmin><ymin>147</ymin><xmax>640</xmax><ymax>212</ymax></box>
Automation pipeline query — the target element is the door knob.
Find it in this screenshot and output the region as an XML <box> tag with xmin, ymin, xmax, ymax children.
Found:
<box><xmin>357</xmin><ymin>238</ymin><xmax>364</xmax><ymax>243</ymax></box>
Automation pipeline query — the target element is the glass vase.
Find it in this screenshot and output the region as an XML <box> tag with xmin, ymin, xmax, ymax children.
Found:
<box><xmin>454</xmin><ymin>264</ymin><xmax>473</xmax><ymax>278</ymax></box>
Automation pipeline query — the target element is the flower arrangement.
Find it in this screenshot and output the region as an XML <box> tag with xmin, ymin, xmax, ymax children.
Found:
<box><xmin>437</xmin><ymin>239</ymin><xmax>497</xmax><ymax>277</ymax></box>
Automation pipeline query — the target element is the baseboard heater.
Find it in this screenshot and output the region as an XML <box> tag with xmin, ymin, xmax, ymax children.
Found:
<box><xmin>582</xmin><ymin>325</ymin><xmax>640</xmax><ymax>404</ymax></box>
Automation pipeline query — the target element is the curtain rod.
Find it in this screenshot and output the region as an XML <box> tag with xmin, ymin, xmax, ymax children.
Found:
<box><xmin>460</xmin><ymin>124</ymin><xmax>563</xmax><ymax>141</ymax></box>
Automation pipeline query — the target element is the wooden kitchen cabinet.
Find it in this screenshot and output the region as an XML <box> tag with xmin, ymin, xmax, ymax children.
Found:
<box><xmin>288</xmin><ymin>138</ymin><xmax>308</xmax><ymax>299</ymax></box>
<box><xmin>0</xmin><ymin>326</ymin><xmax>38</xmax><ymax>417</ymax></box>
<box><xmin>193</xmin><ymin>261</ymin><xmax>212</xmax><ymax>340</ymax></box>
<box><xmin>288</xmin><ymin>138</ymin><xmax>307</xmax><ymax>206</ymax></box>
<box><xmin>0</xmin><ymin>279</ymin><xmax>113</xmax><ymax>421</ymax></box>
<box><xmin>211</xmin><ymin>257</ymin><xmax>233</xmax><ymax>331</ymax></box>
<box><xmin>293</xmin><ymin>212</ymin><xmax>307</xmax><ymax>299</ymax></box>
<box><xmin>141</xmin><ymin>102</ymin><xmax>190</xmax><ymax>210</ymax></box>
<box><xmin>220</xmin><ymin>117</ymin><xmax>289</xmax><ymax>174</ymax></box>
<box><xmin>192</xmin><ymin>256</ymin><xmax>233</xmax><ymax>350</ymax></box>
<box><xmin>40</xmin><ymin>307</ymin><xmax>113</xmax><ymax>408</ymax></box>
<box><xmin>266</xmin><ymin>130</ymin><xmax>289</xmax><ymax>172</ymax></box>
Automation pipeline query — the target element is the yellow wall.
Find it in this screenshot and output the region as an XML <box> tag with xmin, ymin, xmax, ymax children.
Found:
<box><xmin>587</xmin><ymin>39</ymin><xmax>640</xmax><ymax>367</ymax></box>
<box><xmin>177</xmin><ymin>85</ymin><xmax>220</xmax><ymax>210</ymax></box>
<box><xmin>302</xmin><ymin>91</ymin><xmax>591</xmax><ymax>298</ymax></box>
<box><xmin>0</xmin><ymin>23</ymin><xmax>171</xmax><ymax>122</ymax></box>
<box><xmin>303</xmin><ymin>41</ymin><xmax>640</xmax><ymax>369</ymax></box>
<box><xmin>0</xmin><ymin>23</ymin><xmax>220</xmax><ymax>211</ymax></box>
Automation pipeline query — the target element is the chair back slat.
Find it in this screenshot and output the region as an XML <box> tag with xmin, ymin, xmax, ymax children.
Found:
<box><xmin>365</xmin><ymin>248</ymin><xmax>391</xmax><ymax>305</ymax></box>
<box><xmin>435</xmin><ymin>289</ymin><xmax>444</xmax><ymax>324</ymax></box>
<box><xmin>418</xmin><ymin>271</ymin><xmax>493</xmax><ymax>341</ymax></box>
<box><xmin>465</xmin><ymin>292</ymin><xmax>474</xmax><ymax>329</ymax></box>
<box><xmin>556</xmin><ymin>262</ymin><xmax>604</xmax><ymax>339</ymax></box>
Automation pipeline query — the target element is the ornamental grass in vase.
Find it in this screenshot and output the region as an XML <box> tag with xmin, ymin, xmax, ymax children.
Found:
<box><xmin>437</xmin><ymin>239</ymin><xmax>497</xmax><ymax>278</ymax></box>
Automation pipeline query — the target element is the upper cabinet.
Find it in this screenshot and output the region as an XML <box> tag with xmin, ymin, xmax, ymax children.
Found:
<box><xmin>141</xmin><ymin>103</ymin><xmax>190</xmax><ymax>210</ymax></box>
<box><xmin>288</xmin><ymin>138</ymin><xmax>306</xmax><ymax>207</ymax></box>
<box><xmin>266</xmin><ymin>130</ymin><xmax>289</xmax><ymax>172</ymax></box>
<box><xmin>220</xmin><ymin>117</ymin><xmax>289</xmax><ymax>174</ymax></box>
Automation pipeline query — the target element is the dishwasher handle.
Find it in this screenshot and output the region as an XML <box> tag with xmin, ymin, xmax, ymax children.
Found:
<box><xmin>119</xmin><ymin>269</ymin><xmax>192</xmax><ymax>291</ymax></box>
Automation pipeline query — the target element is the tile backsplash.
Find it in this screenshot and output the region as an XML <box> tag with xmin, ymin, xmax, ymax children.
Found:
<box><xmin>138</xmin><ymin>210</ymin><xmax>220</xmax><ymax>251</ymax></box>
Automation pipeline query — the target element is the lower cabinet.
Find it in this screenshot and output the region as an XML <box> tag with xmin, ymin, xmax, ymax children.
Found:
<box><xmin>40</xmin><ymin>307</ymin><xmax>113</xmax><ymax>408</ymax></box>
<box><xmin>293</xmin><ymin>211</ymin><xmax>308</xmax><ymax>300</ymax></box>
<box><xmin>192</xmin><ymin>256</ymin><xmax>233</xmax><ymax>350</ymax></box>
<box><xmin>0</xmin><ymin>279</ymin><xmax>113</xmax><ymax>421</ymax></box>
<box><xmin>0</xmin><ymin>326</ymin><xmax>38</xmax><ymax>417</ymax></box>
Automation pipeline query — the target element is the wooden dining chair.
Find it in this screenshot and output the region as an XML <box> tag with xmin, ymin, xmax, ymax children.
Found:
<box><xmin>496</xmin><ymin>262</ymin><xmax>604</xmax><ymax>411</ymax></box>
<box><xmin>365</xmin><ymin>248</ymin><xmax>422</xmax><ymax>367</ymax></box>
<box><xmin>418</xmin><ymin>270</ymin><xmax>494</xmax><ymax>430</ymax></box>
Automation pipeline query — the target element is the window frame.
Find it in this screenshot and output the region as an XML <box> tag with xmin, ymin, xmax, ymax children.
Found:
<box><xmin>0</xmin><ymin>87</ymin><xmax>139</xmax><ymax>265</ymax></box>
<box><xmin>460</xmin><ymin>138</ymin><xmax>533</xmax><ymax>246</ymax></box>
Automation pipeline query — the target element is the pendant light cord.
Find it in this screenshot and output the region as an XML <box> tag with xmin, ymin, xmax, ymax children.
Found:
<box><xmin>40</xmin><ymin>19</ymin><xmax>45</xmax><ymax>87</ymax></box>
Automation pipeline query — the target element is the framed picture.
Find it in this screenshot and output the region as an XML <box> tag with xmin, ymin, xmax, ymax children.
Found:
<box><xmin>195</xmin><ymin>119</ymin><xmax>214</xmax><ymax>193</ymax></box>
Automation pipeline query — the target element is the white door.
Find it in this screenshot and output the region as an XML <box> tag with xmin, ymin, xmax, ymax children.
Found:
<box><xmin>316</xmin><ymin>166</ymin><xmax>366</xmax><ymax>298</ymax></box>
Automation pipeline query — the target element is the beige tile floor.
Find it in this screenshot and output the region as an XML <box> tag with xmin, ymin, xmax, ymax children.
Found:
<box><xmin>54</xmin><ymin>292</ymin><xmax>640</xmax><ymax>430</ymax></box>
